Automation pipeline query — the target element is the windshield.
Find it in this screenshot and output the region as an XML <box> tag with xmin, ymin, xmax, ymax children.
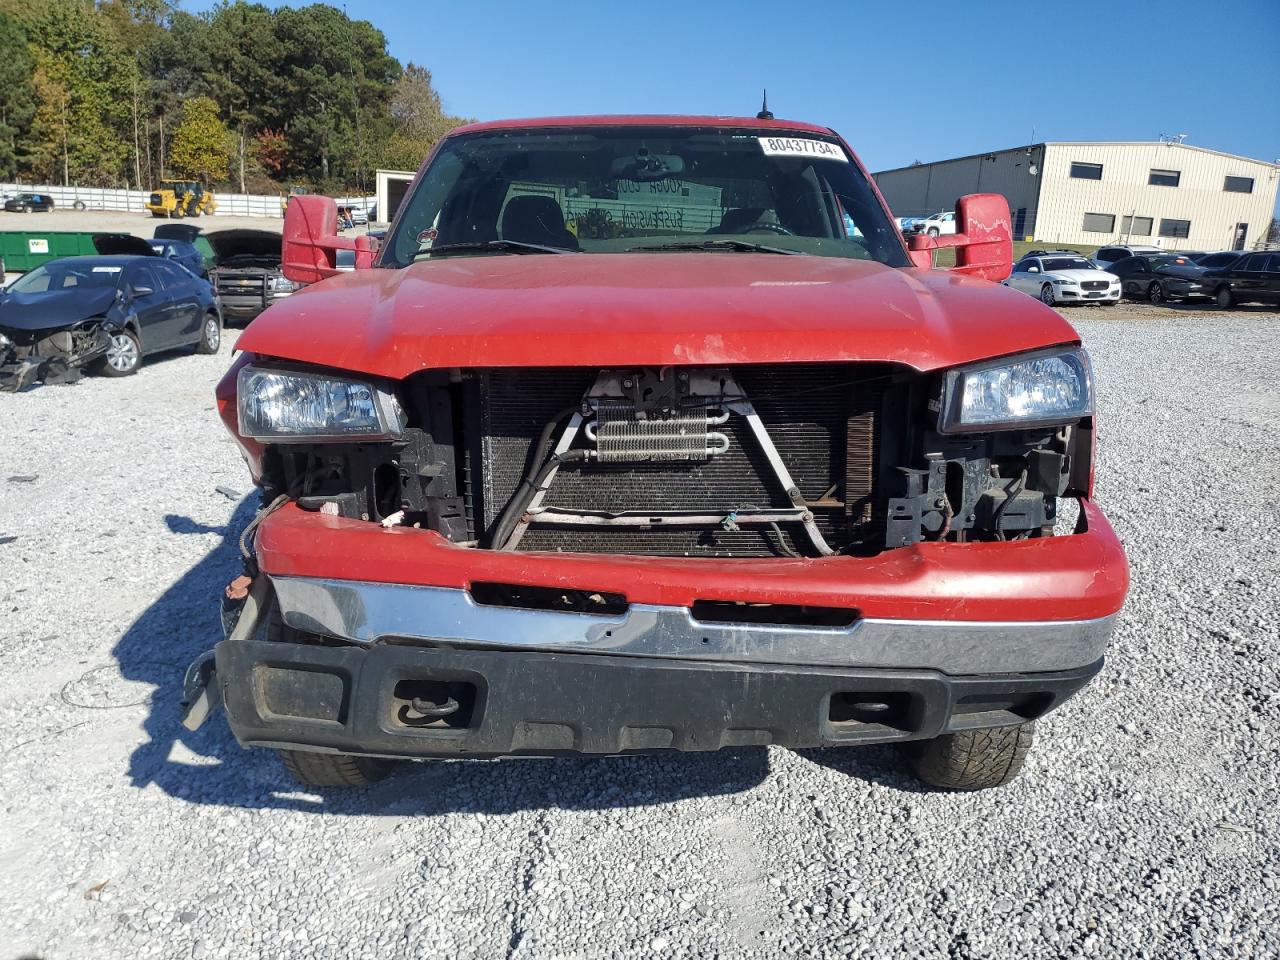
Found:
<box><xmin>1152</xmin><ymin>255</ymin><xmax>1194</xmax><ymax>268</ymax></box>
<box><xmin>1043</xmin><ymin>257</ymin><xmax>1095</xmax><ymax>271</ymax></box>
<box><xmin>7</xmin><ymin>261</ymin><xmax>123</xmax><ymax>293</ymax></box>
<box><xmin>383</xmin><ymin>125</ymin><xmax>908</xmax><ymax>266</ymax></box>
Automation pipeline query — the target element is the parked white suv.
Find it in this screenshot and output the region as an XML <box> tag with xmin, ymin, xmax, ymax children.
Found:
<box><xmin>1004</xmin><ymin>253</ymin><xmax>1121</xmax><ymax>306</ymax></box>
<box><xmin>911</xmin><ymin>211</ymin><xmax>957</xmax><ymax>237</ymax></box>
<box><xmin>1092</xmin><ymin>244</ymin><xmax>1162</xmax><ymax>271</ymax></box>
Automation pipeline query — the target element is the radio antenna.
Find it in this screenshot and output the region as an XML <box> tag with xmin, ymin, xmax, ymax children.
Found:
<box><xmin>757</xmin><ymin>90</ymin><xmax>774</xmax><ymax>120</ymax></box>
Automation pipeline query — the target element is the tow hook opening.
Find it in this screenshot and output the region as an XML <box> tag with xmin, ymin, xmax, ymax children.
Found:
<box><xmin>828</xmin><ymin>691</ymin><xmax>917</xmax><ymax>732</ymax></box>
<box><xmin>392</xmin><ymin>678</ymin><xmax>477</xmax><ymax>729</ymax></box>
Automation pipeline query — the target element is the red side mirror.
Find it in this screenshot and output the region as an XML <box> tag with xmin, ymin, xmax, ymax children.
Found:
<box><xmin>907</xmin><ymin>193</ymin><xmax>1013</xmax><ymax>282</ymax></box>
<box><xmin>282</xmin><ymin>194</ymin><xmax>377</xmax><ymax>284</ymax></box>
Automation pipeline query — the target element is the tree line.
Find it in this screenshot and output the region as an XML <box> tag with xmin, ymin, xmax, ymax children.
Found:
<box><xmin>0</xmin><ymin>0</ymin><xmax>469</xmax><ymax>195</ymax></box>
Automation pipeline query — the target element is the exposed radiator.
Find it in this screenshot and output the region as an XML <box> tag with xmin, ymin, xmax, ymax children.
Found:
<box><xmin>469</xmin><ymin>365</ymin><xmax>889</xmax><ymax>557</ymax></box>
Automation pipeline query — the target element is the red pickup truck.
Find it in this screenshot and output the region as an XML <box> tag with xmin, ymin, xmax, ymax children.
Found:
<box><xmin>182</xmin><ymin>115</ymin><xmax>1128</xmax><ymax>792</ymax></box>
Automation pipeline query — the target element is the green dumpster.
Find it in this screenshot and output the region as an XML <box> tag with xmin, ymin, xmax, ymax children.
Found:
<box><xmin>0</xmin><ymin>231</ymin><xmax>104</xmax><ymax>272</ymax></box>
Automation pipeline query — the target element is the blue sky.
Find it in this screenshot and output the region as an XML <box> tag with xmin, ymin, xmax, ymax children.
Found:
<box><xmin>188</xmin><ymin>0</ymin><xmax>1280</xmax><ymax>211</ymax></box>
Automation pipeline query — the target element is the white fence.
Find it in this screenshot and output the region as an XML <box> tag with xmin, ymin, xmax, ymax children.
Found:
<box><xmin>1</xmin><ymin>183</ymin><xmax>375</xmax><ymax>219</ymax></box>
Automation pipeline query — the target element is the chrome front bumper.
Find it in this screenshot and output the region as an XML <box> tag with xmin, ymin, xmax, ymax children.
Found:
<box><xmin>270</xmin><ymin>576</ymin><xmax>1116</xmax><ymax>675</ymax></box>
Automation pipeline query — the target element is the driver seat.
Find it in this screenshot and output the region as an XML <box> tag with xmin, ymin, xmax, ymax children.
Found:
<box><xmin>500</xmin><ymin>196</ymin><xmax>579</xmax><ymax>250</ymax></box>
<box><xmin>708</xmin><ymin>207</ymin><xmax>772</xmax><ymax>234</ymax></box>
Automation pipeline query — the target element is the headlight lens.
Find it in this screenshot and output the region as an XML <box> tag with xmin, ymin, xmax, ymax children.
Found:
<box><xmin>270</xmin><ymin>276</ymin><xmax>297</xmax><ymax>292</ymax></box>
<box><xmin>939</xmin><ymin>347</ymin><xmax>1093</xmax><ymax>433</ymax></box>
<box><xmin>237</xmin><ymin>366</ymin><xmax>403</xmax><ymax>442</ymax></box>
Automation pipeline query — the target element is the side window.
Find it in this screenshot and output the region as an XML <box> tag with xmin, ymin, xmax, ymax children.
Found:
<box><xmin>1098</xmin><ymin>247</ymin><xmax>1122</xmax><ymax>261</ymax></box>
<box><xmin>1265</xmin><ymin>254</ymin><xmax>1280</xmax><ymax>273</ymax></box>
<box><xmin>154</xmin><ymin>261</ymin><xmax>189</xmax><ymax>287</ymax></box>
<box><xmin>130</xmin><ymin>263</ymin><xmax>161</xmax><ymax>293</ymax></box>
<box><xmin>1242</xmin><ymin>254</ymin><xmax>1267</xmax><ymax>271</ymax></box>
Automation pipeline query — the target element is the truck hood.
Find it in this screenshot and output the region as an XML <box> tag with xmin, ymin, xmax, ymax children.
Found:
<box><xmin>206</xmin><ymin>230</ymin><xmax>282</xmax><ymax>265</ymax></box>
<box><xmin>0</xmin><ymin>287</ymin><xmax>118</xmax><ymax>332</ymax></box>
<box><xmin>235</xmin><ymin>254</ymin><xmax>1081</xmax><ymax>378</ymax></box>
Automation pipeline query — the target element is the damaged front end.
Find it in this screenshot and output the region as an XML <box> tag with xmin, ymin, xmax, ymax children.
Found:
<box><xmin>237</xmin><ymin>355</ymin><xmax>1092</xmax><ymax>558</ymax></box>
<box><xmin>0</xmin><ymin>321</ymin><xmax>114</xmax><ymax>391</ymax></box>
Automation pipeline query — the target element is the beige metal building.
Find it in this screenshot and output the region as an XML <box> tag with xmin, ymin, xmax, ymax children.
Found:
<box><xmin>375</xmin><ymin>169</ymin><xmax>417</xmax><ymax>225</ymax></box>
<box><xmin>874</xmin><ymin>142</ymin><xmax>1278</xmax><ymax>252</ymax></box>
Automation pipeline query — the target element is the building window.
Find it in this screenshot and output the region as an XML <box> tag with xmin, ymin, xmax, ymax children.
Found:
<box><xmin>1149</xmin><ymin>168</ymin><xmax>1181</xmax><ymax>187</ymax></box>
<box><xmin>1224</xmin><ymin>176</ymin><xmax>1254</xmax><ymax>193</ymax></box>
<box><xmin>1121</xmin><ymin>215</ymin><xmax>1153</xmax><ymax>237</ymax></box>
<box><xmin>1082</xmin><ymin>212</ymin><xmax>1115</xmax><ymax>233</ymax></box>
<box><xmin>1159</xmin><ymin>218</ymin><xmax>1191</xmax><ymax>239</ymax></box>
<box><xmin>1070</xmin><ymin>162</ymin><xmax>1103</xmax><ymax>180</ymax></box>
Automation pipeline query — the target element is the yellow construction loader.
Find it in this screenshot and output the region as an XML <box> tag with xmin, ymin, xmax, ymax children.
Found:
<box><xmin>145</xmin><ymin>181</ymin><xmax>217</xmax><ymax>218</ymax></box>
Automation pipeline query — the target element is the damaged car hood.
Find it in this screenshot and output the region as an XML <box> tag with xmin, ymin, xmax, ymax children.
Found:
<box><xmin>235</xmin><ymin>254</ymin><xmax>1082</xmax><ymax>377</ymax></box>
<box><xmin>0</xmin><ymin>288</ymin><xmax>118</xmax><ymax>332</ymax></box>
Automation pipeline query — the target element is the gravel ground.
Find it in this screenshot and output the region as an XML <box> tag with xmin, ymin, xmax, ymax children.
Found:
<box><xmin>1</xmin><ymin>305</ymin><xmax>1277</xmax><ymax>959</ymax></box>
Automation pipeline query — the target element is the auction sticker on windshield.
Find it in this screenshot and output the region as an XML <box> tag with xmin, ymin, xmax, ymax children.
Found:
<box><xmin>757</xmin><ymin>137</ymin><xmax>848</xmax><ymax>162</ymax></box>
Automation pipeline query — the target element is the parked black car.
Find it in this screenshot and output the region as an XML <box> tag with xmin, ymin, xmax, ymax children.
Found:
<box><xmin>4</xmin><ymin>192</ymin><xmax>56</xmax><ymax>212</ymax></box>
<box><xmin>1107</xmin><ymin>253</ymin><xmax>1208</xmax><ymax>303</ymax></box>
<box><xmin>0</xmin><ymin>255</ymin><xmax>221</xmax><ymax>390</ymax></box>
<box><xmin>1189</xmin><ymin>251</ymin><xmax>1245</xmax><ymax>271</ymax></box>
<box><xmin>1200</xmin><ymin>251</ymin><xmax>1280</xmax><ymax>309</ymax></box>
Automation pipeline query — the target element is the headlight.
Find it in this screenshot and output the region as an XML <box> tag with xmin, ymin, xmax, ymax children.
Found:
<box><xmin>939</xmin><ymin>347</ymin><xmax>1093</xmax><ymax>433</ymax></box>
<box><xmin>237</xmin><ymin>366</ymin><xmax>403</xmax><ymax>442</ymax></box>
<box><xmin>1051</xmin><ymin>278</ymin><xmax>1078</xmax><ymax>286</ymax></box>
<box><xmin>270</xmin><ymin>276</ymin><xmax>297</xmax><ymax>293</ymax></box>
<box><xmin>0</xmin><ymin>331</ymin><xmax>11</xmax><ymax>349</ymax></box>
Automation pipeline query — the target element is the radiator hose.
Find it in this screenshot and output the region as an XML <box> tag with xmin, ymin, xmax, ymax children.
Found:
<box><xmin>489</xmin><ymin>407</ymin><xmax>583</xmax><ymax>549</ymax></box>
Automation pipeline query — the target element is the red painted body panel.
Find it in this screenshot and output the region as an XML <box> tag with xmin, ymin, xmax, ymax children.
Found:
<box><xmin>255</xmin><ymin>500</ymin><xmax>1128</xmax><ymax>624</ymax></box>
<box><xmin>234</xmin><ymin>253</ymin><xmax>1080</xmax><ymax>379</ymax></box>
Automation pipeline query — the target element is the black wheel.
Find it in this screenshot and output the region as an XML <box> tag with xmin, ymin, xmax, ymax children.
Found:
<box><xmin>278</xmin><ymin>749</ymin><xmax>395</xmax><ymax>787</ymax></box>
<box><xmin>173</xmin><ymin>207</ymin><xmax>185</xmax><ymax>219</ymax></box>
<box><xmin>1039</xmin><ymin>283</ymin><xmax>1055</xmax><ymax>306</ymax></box>
<box><xmin>901</xmin><ymin>722</ymin><xmax>1035</xmax><ymax>791</ymax></box>
<box><xmin>95</xmin><ymin>329</ymin><xmax>141</xmax><ymax>377</ymax></box>
<box><xmin>72</xmin><ymin>199</ymin><xmax>86</xmax><ymax>211</ymax></box>
<box><xmin>927</xmin><ymin>227</ymin><xmax>940</xmax><ymax>237</ymax></box>
<box><xmin>1148</xmin><ymin>282</ymin><xmax>1164</xmax><ymax>304</ymax></box>
<box><xmin>195</xmin><ymin>312</ymin><xmax>221</xmax><ymax>354</ymax></box>
<box><xmin>1215</xmin><ymin>286</ymin><xmax>1234</xmax><ymax>309</ymax></box>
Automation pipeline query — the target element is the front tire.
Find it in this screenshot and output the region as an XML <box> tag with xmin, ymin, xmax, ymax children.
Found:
<box><xmin>1039</xmin><ymin>283</ymin><xmax>1055</xmax><ymax>306</ymax></box>
<box><xmin>195</xmin><ymin>312</ymin><xmax>221</xmax><ymax>354</ymax></box>
<box><xmin>902</xmin><ymin>722</ymin><xmax>1035</xmax><ymax>791</ymax></box>
<box><xmin>927</xmin><ymin>227</ymin><xmax>940</xmax><ymax>237</ymax></box>
<box><xmin>95</xmin><ymin>329</ymin><xmax>141</xmax><ymax>377</ymax></box>
<box><xmin>278</xmin><ymin>749</ymin><xmax>395</xmax><ymax>787</ymax></box>
<box><xmin>1148</xmin><ymin>282</ymin><xmax>1164</xmax><ymax>304</ymax></box>
<box><xmin>1215</xmin><ymin>286</ymin><xmax>1234</xmax><ymax>309</ymax></box>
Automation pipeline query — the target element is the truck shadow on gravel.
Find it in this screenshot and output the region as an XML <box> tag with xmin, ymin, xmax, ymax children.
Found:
<box><xmin>118</xmin><ymin>500</ymin><xmax>893</xmax><ymax>814</ymax></box>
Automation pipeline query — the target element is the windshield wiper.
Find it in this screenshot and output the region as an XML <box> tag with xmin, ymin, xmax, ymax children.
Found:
<box><xmin>414</xmin><ymin>239</ymin><xmax>578</xmax><ymax>260</ymax></box>
<box><xmin>626</xmin><ymin>239</ymin><xmax>800</xmax><ymax>255</ymax></box>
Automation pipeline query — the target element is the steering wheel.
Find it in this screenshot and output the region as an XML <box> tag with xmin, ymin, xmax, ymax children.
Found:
<box><xmin>742</xmin><ymin>223</ymin><xmax>795</xmax><ymax>236</ymax></box>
